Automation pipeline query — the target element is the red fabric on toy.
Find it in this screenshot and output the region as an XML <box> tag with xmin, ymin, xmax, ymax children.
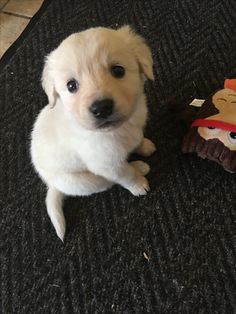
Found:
<box><xmin>191</xmin><ymin>119</ymin><xmax>236</xmax><ymax>133</ymax></box>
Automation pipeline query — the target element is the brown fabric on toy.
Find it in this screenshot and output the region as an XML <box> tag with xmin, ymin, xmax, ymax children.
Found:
<box><xmin>182</xmin><ymin>79</ymin><xmax>236</xmax><ymax>173</ymax></box>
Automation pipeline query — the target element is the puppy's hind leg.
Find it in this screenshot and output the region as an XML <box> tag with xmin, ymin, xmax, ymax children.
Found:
<box><xmin>130</xmin><ymin>160</ymin><xmax>150</xmax><ymax>176</ymax></box>
<box><xmin>51</xmin><ymin>171</ymin><xmax>113</xmax><ymax>196</ymax></box>
<box><xmin>135</xmin><ymin>138</ymin><xmax>156</xmax><ymax>157</ymax></box>
<box><xmin>46</xmin><ymin>187</ymin><xmax>65</xmax><ymax>241</ymax></box>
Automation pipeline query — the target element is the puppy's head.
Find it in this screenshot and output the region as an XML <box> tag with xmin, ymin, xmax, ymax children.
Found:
<box><xmin>42</xmin><ymin>26</ymin><xmax>154</xmax><ymax>130</ymax></box>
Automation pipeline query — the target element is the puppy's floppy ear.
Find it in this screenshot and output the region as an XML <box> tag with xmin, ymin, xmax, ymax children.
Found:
<box><xmin>41</xmin><ymin>54</ymin><xmax>58</xmax><ymax>108</ymax></box>
<box><xmin>118</xmin><ymin>25</ymin><xmax>154</xmax><ymax>80</ymax></box>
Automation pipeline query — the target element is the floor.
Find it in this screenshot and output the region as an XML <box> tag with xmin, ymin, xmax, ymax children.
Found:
<box><xmin>0</xmin><ymin>0</ymin><xmax>44</xmax><ymax>57</ymax></box>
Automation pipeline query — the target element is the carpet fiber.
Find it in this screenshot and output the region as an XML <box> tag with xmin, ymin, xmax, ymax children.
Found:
<box><xmin>0</xmin><ymin>0</ymin><xmax>236</xmax><ymax>313</ymax></box>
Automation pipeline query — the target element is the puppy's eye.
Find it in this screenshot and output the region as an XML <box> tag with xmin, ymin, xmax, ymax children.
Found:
<box><xmin>110</xmin><ymin>65</ymin><xmax>125</xmax><ymax>78</ymax></box>
<box><xmin>67</xmin><ymin>79</ymin><xmax>79</xmax><ymax>93</ymax></box>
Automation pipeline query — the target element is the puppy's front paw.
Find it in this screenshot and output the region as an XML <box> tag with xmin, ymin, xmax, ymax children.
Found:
<box><xmin>128</xmin><ymin>175</ymin><xmax>150</xmax><ymax>196</ymax></box>
<box><xmin>136</xmin><ymin>138</ymin><xmax>156</xmax><ymax>157</ymax></box>
<box><xmin>130</xmin><ymin>160</ymin><xmax>150</xmax><ymax>176</ymax></box>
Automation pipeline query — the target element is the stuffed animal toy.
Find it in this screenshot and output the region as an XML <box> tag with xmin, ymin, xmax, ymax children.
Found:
<box><xmin>182</xmin><ymin>79</ymin><xmax>236</xmax><ymax>172</ymax></box>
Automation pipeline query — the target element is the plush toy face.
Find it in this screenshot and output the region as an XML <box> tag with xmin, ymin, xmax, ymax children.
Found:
<box><xmin>197</xmin><ymin>88</ymin><xmax>236</xmax><ymax>151</ymax></box>
<box><xmin>182</xmin><ymin>79</ymin><xmax>236</xmax><ymax>172</ymax></box>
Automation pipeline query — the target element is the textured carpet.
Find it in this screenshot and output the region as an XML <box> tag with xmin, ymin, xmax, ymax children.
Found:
<box><xmin>0</xmin><ymin>0</ymin><xmax>236</xmax><ymax>313</ymax></box>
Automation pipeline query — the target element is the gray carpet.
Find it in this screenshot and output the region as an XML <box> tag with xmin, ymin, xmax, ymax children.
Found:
<box><xmin>0</xmin><ymin>0</ymin><xmax>236</xmax><ymax>313</ymax></box>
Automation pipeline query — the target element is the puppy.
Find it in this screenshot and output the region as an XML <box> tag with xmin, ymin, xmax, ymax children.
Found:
<box><xmin>31</xmin><ymin>26</ymin><xmax>156</xmax><ymax>240</ymax></box>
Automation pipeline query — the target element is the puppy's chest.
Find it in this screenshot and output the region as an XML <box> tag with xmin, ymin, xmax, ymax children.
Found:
<box><xmin>76</xmin><ymin>124</ymin><xmax>143</xmax><ymax>163</ymax></box>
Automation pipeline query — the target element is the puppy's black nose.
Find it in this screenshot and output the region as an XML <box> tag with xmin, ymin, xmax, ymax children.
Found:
<box><xmin>90</xmin><ymin>98</ymin><xmax>114</xmax><ymax>119</ymax></box>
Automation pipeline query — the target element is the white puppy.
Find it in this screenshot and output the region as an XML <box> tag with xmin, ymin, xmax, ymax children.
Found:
<box><xmin>31</xmin><ymin>26</ymin><xmax>156</xmax><ymax>240</ymax></box>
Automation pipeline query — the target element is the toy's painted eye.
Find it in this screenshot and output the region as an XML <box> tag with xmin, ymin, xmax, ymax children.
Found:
<box><xmin>227</xmin><ymin>132</ymin><xmax>236</xmax><ymax>144</ymax></box>
<box><xmin>110</xmin><ymin>65</ymin><xmax>125</xmax><ymax>78</ymax></box>
<box><xmin>204</xmin><ymin>127</ymin><xmax>220</xmax><ymax>135</ymax></box>
<box><xmin>67</xmin><ymin>79</ymin><xmax>79</xmax><ymax>93</ymax></box>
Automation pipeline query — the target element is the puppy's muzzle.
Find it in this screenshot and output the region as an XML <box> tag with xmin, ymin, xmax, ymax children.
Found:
<box><xmin>89</xmin><ymin>98</ymin><xmax>114</xmax><ymax>119</ymax></box>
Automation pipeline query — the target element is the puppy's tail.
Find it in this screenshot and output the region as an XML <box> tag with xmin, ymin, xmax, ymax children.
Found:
<box><xmin>46</xmin><ymin>187</ymin><xmax>65</xmax><ymax>241</ymax></box>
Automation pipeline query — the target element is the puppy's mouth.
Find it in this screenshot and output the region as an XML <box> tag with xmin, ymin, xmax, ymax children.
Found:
<box><xmin>95</xmin><ymin>115</ymin><xmax>124</xmax><ymax>129</ymax></box>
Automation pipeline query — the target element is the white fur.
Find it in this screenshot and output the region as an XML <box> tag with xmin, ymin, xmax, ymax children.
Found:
<box><xmin>31</xmin><ymin>26</ymin><xmax>156</xmax><ymax>240</ymax></box>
